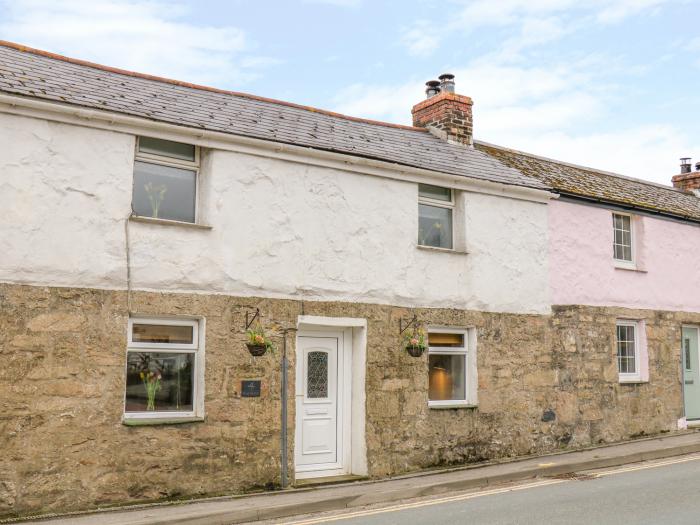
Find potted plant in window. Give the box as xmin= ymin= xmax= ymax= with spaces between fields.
xmin=144 ymin=182 xmax=167 ymax=218
xmin=140 ymin=369 xmax=162 ymax=411
xmin=404 ymin=327 xmax=427 ymax=357
xmin=246 ymin=323 xmax=273 ymax=356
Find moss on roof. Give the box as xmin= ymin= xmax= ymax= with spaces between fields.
xmin=476 ymin=142 xmax=700 ymax=223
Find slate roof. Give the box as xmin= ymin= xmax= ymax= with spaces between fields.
xmin=1 ymin=41 xmax=697 ymax=223
xmin=0 ymin=41 xmax=547 ymax=191
xmin=476 ymin=142 xmax=700 ymax=223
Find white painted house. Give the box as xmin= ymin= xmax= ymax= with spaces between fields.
xmin=1 ymin=41 xmax=699 ymax=519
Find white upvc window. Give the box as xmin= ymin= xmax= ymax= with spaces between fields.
xmin=418 ymin=184 xmax=454 ymax=250
xmin=132 ymin=136 xmax=200 ymax=223
xmin=613 ymin=212 xmax=634 ymax=266
xmin=124 ymin=317 xmax=205 ymax=420
xmin=616 ymin=320 xmax=645 ymax=383
xmin=428 ymin=328 xmax=478 ymax=408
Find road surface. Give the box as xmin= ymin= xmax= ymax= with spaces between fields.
xmin=268 ymin=454 xmax=700 ymax=525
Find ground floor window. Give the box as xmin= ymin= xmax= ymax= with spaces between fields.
xmin=124 ymin=317 xmax=203 ymax=418
xmin=616 ymin=319 xmax=647 ymax=383
xmin=428 ymin=328 xmax=477 ymax=407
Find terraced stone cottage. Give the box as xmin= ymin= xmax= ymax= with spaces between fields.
xmin=1 ymin=40 xmax=699 ymax=518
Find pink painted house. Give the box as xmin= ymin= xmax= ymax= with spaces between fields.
xmin=479 ymin=143 xmax=700 ymax=424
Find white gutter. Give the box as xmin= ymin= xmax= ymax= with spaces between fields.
xmin=0 ymin=93 xmax=554 ymax=204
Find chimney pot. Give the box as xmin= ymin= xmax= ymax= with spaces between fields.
xmin=425 ymin=80 xmax=441 ymax=99
xmin=438 ymin=73 xmax=455 ymax=93
xmin=672 ymin=157 xmax=700 ymax=192
xmin=681 ymin=157 xmax=692 ymax=174
xmin=412 ymin=75 xmax=473 ymax=146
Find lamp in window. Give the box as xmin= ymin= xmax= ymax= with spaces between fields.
xmin=428 ymin=362 xmax=453 ymax=401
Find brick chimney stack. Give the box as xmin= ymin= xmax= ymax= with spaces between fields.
xmin=672 ymin=157 xmax=700 ymax=192
xmin=412 ymin=74 xmax=474 ymax=147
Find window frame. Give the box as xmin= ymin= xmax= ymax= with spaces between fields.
xmin=418 ymin=184 xmax=455 ymax=250
xmin=612 ymin=212 xmax=635 ymax=268
xmin=132 ymin=136 xmax=201 ymax=224
xmin=123 ymin=316 xmax=205 ymax=421
xmin=616 ymin=319 xmax=641 ymax=382
xmin=127 ymin=317 xmax=199 ymax=350
xmin=427 ymin=327 xmax=478 ymax=408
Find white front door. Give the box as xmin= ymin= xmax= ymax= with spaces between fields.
xmin=295 ymin=332 xmax=348 ymax=478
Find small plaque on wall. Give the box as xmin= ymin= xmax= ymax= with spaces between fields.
xmin=241 ymin=380 xmax=261 ymax=397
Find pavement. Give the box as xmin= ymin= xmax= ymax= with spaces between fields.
xmin=14 ymin=430 xmax=700 ymax=525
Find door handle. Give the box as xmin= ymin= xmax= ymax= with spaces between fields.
xmin=686 ymin=380 xmax=694 ymax=385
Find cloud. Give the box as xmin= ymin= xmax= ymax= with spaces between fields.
xmin=331 ymin=58 xmax=696 ymax=184
xmin=379 ymin=0 xmax=692 ymax=183
xmin=302 ymin=0 xmax=362 ymax=6
xmin=399 ymin=0 xmax=676 ymax=60
xmin=595 ymin=0 xmax=671 ymax=23
xmin=332 ymin=61 xmax=601 ymax=127
xmin=0 ymin=0 xmax=278 ymax=87
xmin=400 ymin=20 xmax=441 ymax=57
xmin=490 ymin=16 xmax=573 ymax=62
xmin=332 ymin=80 xmax=426 ymax=124
xmin=451 ymin=0 xmax=676 ymax=29
xmin=501 ymin=125 xmax=697 ymax=186
xmin=449 ymin=0 xmax=578 ymax=30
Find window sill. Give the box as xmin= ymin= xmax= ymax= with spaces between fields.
xmin=122 ymin=416 xmax=204 ymax=426
xmin=417 ymin=245 xmax=468 ymax=255
xmin=613 ymin=261 xmax=646 ymax=273
xmin=129 ymin=215 xmax=212 ymax=230
xmin=428 ymin=401 xmax=478 ymax=409
xmin=618 ymin=377 xmax=647 ymax=385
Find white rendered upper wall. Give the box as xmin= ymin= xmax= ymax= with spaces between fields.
xmin=0 ymin=112 xmax=550 ymax=314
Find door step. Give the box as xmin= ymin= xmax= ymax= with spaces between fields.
xmin=294 ymin=474 xmax=368 ymax=488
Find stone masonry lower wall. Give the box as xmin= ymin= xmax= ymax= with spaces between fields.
xmin=0 ymin=283 xmax=694 ymax=518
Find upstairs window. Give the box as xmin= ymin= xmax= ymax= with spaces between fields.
xmin=613 ymin=212 xmax=633 ymax=263
xmin=132 ymin=137 xmax=199 ymax=223
xmin=418 ymin=184 xmax=454 ymax=249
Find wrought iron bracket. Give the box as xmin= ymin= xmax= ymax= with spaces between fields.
xmin=399 ymin=314 xmax=419 ymax=336
xmin=245 ymin=308 xmax=260 ymax=330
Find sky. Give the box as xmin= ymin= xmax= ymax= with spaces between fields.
xmin=1 ymin=0 xmax=699 ymax=185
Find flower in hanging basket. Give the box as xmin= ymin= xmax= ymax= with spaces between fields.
xmin=404 ymin=327 xmax=427 ymax=357
xmin=246 ymin=323 xmax=273 ymax=356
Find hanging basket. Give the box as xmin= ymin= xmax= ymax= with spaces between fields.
xmin=405 ymin=344 xmax=425 ymax=358
xmin=246 ymin=343 xmax=268 ymax=357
